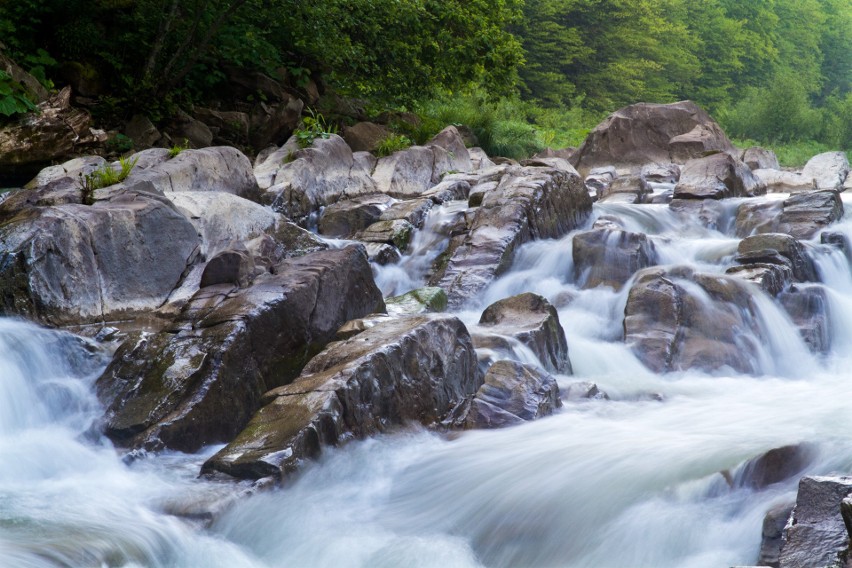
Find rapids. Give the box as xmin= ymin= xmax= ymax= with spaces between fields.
xmin=5 ymin=194 xmax=852 ymax=567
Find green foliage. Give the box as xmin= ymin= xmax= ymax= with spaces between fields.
xmin=375 ymin=134 xmax=412 ymax=157
xmin=0 ymin=71 xmax=38 ymax=118
xmin=105 ymin=133 xmax=134 ymax=154
xmin=732 ymin=138 xmax=844 ymax=168
xmin=293 ymin=110 xmax=338 ymax=149
xmin=78 ymin=156 xmax=140 ymax=204
xmin=167 ymin=139 xmax=190 ymax=159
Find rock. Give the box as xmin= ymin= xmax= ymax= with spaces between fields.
xmin=165 ymin=191 xmax=279 ymax=259
xmin=363 ymin=242 xmax=401 ymax=265
xmin=673 ymin=153 xmax=765 ymax=200
xmin=202 ymin=314 xmax=480 ymax=479
xmin=0 ymin=87 xmax=101 ymax=178
xmin=259 ymin=134 xmax=378 ymax=222
xmin=23 ymin=155 xmax=107 ymax=192
xmin=624 ymin=267 xmax=765 ymax=374
xmin=317 ymin=193 xmax=394 ymax=238
xmin=248 ymin=97 xmax=304 ymax=149
xmin=742 ymin=147 xmax=780 ymax=171
xmin=533 ymin=147 xmax=577 ymax=162
xmin=642 ymin=162 xmax=680 ymax=183
xmin=380 ymin=198 xmax=433 ymax=228
xmin=801 ymin=151 xmax=850 ymax=191
xmin=193 ymin=108 xmax=250 ymax=146
xmin=343 ymin=122 xmax=391 ymax=153
xmin=563 ymin=381 xmax=609 ymax=401
xmin=725 ymin=264 xmax=792 ymax=297
xmin=0 ymin=52 xmax=48 ymax=102
xmin=571 ymin=100 xmax=735 ymax=176
xmin=432 ymin=165 xmax=592 ymax=308
xmin=778 ymin=285 xmax=831 ymax=353
xmin=778 ymin=190 xmax=844 ymax=240
xmin=200 ymin=249 xmax=255 ymax=288
xmin=355 ymin=219 xmax=415 ymax=251
xmin=385 ymin=287 xmax=448 ymax=315
xmin=753 ymin=169 xmax=814 ymax=193
xmin=464 ymin=360 xmax=561 ymax=429
xmin=735 ymin=201 xmax=785 ymax=238
xmin=759 ymin=503 xmax=795 ymax=568
xmin=778 ymin=476 xmax=852 ymax=568
xmin=244 ymin=221 xmax=328 ymax=268
xmin=168 ymin=110 xmax=213 ymax=148
xmin=96 ymin=245 xmax=385 ymax=452
xmin=478 ymin=293 xmax=571 ymax=374
xmin=372 ymin=127 xmax=472 ymax=198
xmin=253 ymin=138 xmax=301 ymax=190
xmin=822 ymin=231 xmax=850 ymax=256
xmin=124 ymin=115 xmax=161 ymax=149
xmin=0 ymin=188 xmax=200 ymax=326
xmin=469 ymin=147 xmax=497 ymax=170
xmin=353 ymin=151 xmax=377 ymax=175
xmin=734 ymin=444 xmax=816 ymax=490
xmin=584 ymin=167 xmax=616 ymax=199
xmin=736 ymin=234 xmax=818 ymax=283
xmin=422 ymin=178 xmax=472 ymax=203
xmin=572 ymin=228 xmax=657 ymax=290
xmin=669 ymin=198 xmax=728 ymax=232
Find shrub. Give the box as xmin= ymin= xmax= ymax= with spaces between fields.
xmin=294 ymin=109 xmax=338 ymax=148
xmin=0 ymin=70 xmax=37 ymax=118
xmin=168 ymin=139 xmax=190 ymax=159
xmin=79 ymin=156 xmax=139 ymax=204
xmin=375 ymin=133 xmax=412 ymax=157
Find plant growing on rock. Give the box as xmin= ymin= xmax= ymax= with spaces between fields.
xmin=167 ymin=139 xmax=190 ymax=158
xmin=375 ymin=133 xmax=412 ymax=157
xmin=293 ymin=109 xmax=337 ymax=148
xmin=78 ymin=156 xmax=139 ymax=204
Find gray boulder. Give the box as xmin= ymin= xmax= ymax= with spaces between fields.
xmin=572 ymin=228 xmax=657 ymax=290
xmin=735 ymin=234 xmax=818 ymax=283
xmin=801 ymin=151 xmax=850 ymax=191
xmin=201 ymin=314 xmax=480 ymax=479
xmin=96 ymin=245 xmax=385 ymax=453
xmin=477 ymin=293 xmax=571 ymax=374
xmin=571 ymin=100 xmax=735 ymax=176
xmin=778 ymin=476 xmax=852 ymax=568
xmin=759 ymin=503 xmax=795 ymax=568
xmin=753 ymin=169 xmax=815 ymax=193
xmin=342 ymin=122 xmax=391 ymax=153
xmin=624 ymin=267 xmax=765 ymax=374
xmin=317 ymin=193 xmax=394 ymax=238
xmin=464 ymin=360 xmax=561 ymax=429
xmin=432 ymin=165 xmax=592 ymax=308
xmin=742 ymin=147 xmax=780 ymax=171
xmin=778 ymin=190 xmax=844 ymax=240
xmin=257 ymin=134 xmax=378 ymax=222
xmin=673 ymin=153 xmax=765 ymax=200
xmin=778 ymin=285 xmax=831 ymax=353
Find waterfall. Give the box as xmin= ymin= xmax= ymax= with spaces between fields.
xmin=5 ymin=191 xmax=852 ymax=567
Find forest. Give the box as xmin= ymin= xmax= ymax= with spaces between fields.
xmin=1 ymin=0 xmax=850 ymax=164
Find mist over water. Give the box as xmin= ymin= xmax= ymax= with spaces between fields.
xmin=5 ymin=195 xmax=852 ymax=567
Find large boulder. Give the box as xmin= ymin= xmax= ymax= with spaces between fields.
xmin=476 ymin=293 xmax=571 ymax=374
xmin=464 ymin=360 xmax=561 ymax=429
xmin=735 ymin=233 xmax=818 ymax=283
xmin=672 ymin=153 xmax=765 ymax=200
xmin=342 ymin=121 xmax=391 ymax=153
xmin=571 ymin=101 xmax=735 ymax=176
xmin=801 ymin=151 xmax=850 ymax=191
xmin=372 ymin=126 xmax=472 ymax=198
xmin=623 ymin=267 xmax=765 ymax=374
xmin=317 ymin=193 xmax=394 ymax=238
xmin=256 ymin=134 xmax=378 ymax=223
xmin=0 ymin=189 xmax=200 ymax=326
xmin=202 ymin=314 xmax=480 ymax=479
xmin=742 ymin=146 xmax=780 ymax=171
xmin=0 ymin=87 xmax=104 ymax=180
xmin=778 ymin=190 xmax=844 ymax=240
xmin=753 ymin=169 xmax=815 ymax=193
xmin=778 ymin=476 xmax=852 ymax=568
xmin=96 ymin=245 xmax=385 ymax=453
xmin=431 ymin=165 xmax=592 ymax=308
xmin=572 ymin=228 xmax=657 ymax=289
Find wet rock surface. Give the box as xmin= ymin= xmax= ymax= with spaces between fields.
xmin=96 ymin=246 xmax=384 ymax=452
xmin=202 ymin=314 xmax=480 ymax=479
xmin=573 ymin=228 xmax=657 ymax=290
xmin=464 ymin=360 xmax=561 ymax=429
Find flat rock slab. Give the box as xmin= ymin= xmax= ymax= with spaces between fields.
xmin=96 ymin=245 xmax=385 ymax=453
xmin=202 ymin=314 xmax=480 ymax=479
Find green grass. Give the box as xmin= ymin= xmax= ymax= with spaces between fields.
xmin=375 ymin=133 xmax=412 ymax=157
xmin=79 ymin=156 xmax=139 ymax=204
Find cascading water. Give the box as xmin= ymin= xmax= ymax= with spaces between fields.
xmin=5 ymin=193 xmax=852 ymax=567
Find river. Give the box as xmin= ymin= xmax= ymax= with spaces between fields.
xmin=3 ymin=193 xmax=852 ymax=567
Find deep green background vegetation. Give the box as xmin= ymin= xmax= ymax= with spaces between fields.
xmin=0 ymin=0 xmax=850 ymax=164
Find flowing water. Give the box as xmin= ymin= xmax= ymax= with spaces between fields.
xmin=5 ymin=195 xmax=852 ymax=567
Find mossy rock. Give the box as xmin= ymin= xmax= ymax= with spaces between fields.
xmin=385 ymin=287 xmax=448 ymax=315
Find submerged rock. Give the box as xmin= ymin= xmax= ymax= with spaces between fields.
xmin=464 ymin=360 xmax=561 ymax=429
xmin=624 ymin=267 xmax=765 ymax=374
xmin=96 ymin=245 xmax=384 ymax=453
xmin=778 ymin=285 xmax=831 ymax=353
xmin=572 ymin=228 xmax=657 ymax=290
xmin=202 ymin=314 xmax=480 ymax=480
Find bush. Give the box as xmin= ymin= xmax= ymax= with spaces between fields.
xmin=375 ymin=133 xmax=411 ymax=157
xmin=0 ymin=70 xmax=38 ymax=118
xmin=79 ymin=156 xmax=139 ymax=204
xmin=293 ymin=109 xmax=338 ymax=148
